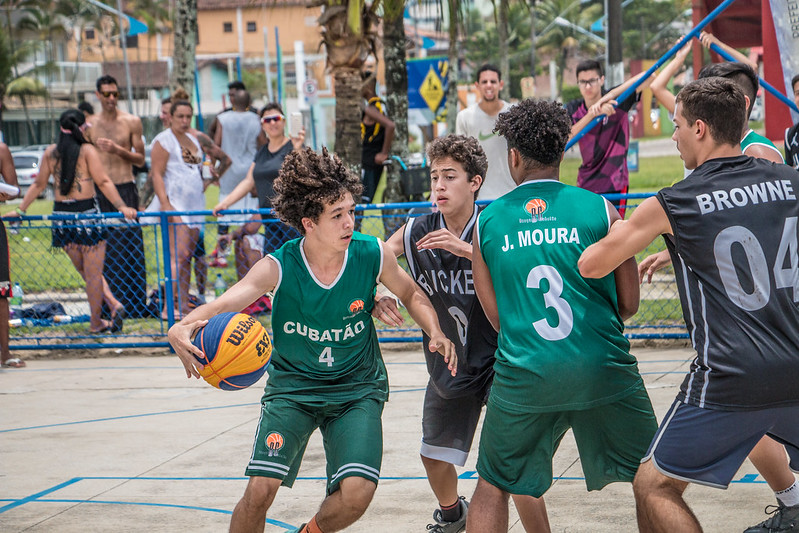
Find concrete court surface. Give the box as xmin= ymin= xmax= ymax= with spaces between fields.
xmin=0 ymin=345 xmax=780 ymax=532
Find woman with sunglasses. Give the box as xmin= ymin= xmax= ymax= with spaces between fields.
xmin=147 ymin=95 xmax=206 ymax=320
xmin=212 ymin=103 xmax=304 ymax=262
xmin=6 ymin=109 xmax=137 ymax=333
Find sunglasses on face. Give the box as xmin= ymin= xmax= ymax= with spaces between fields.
xmin=261 ymin=114 xmax=284 ymax=124
xmin=100 ymin=90 xmax=120 ymax=98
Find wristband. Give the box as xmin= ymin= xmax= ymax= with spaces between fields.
xmin=15 ymin=207 xmax=26 ymax=216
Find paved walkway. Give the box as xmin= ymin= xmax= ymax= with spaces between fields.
xmin=0 ymin=346 xmax=777 ymax=532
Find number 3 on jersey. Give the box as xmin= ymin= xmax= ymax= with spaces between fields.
xmin=318 ymin=346 xmax=335 ymax=367
xmin=527 ymin=265 xmax=574 ymax=341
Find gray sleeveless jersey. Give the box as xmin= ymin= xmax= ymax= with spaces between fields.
xmin=217 ymin=110 xmax=261 ymax=194
xmin=403 ymin=205 xmax=495 ymax=399
xmin=657 ymin=155 xmax=799 ymax=410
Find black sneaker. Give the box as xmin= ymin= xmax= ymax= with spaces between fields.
xmin=744 ymin=501 xmax=799 ymax=532
xmin=426 ymin=496 xmax=468 ymax=533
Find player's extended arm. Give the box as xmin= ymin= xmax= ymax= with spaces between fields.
xmin=650 ymin=40 xmax=691 ymax=114
xmin=85 ymin=145 xmax=137 ymax=220
xmin=378 ymin=243 xmax=457 ymax=375
xmin=605 ymin=201 xmax=640 ymax=320
xmin=168 ymin=255 xmax=279 ymax=378
xmin=699 ymin=31 xmax=757 ymax=70
xmin=579 ymin=196 xmax=672 ymax=279
xmin=471 ymin=230 xmax=499 ymax=332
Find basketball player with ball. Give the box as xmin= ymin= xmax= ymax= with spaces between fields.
xmin=169 ymin=146 xmax=456 ymax=533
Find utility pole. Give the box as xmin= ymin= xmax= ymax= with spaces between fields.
xmin=604 ymin=0 xmax=623 ymax=87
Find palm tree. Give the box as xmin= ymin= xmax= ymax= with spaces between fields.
xmin=311 ymin=0 xmax=380 ymax=170
xmin=55 ymin=0 xmax=101 ymax=104
xmin=171 ymin=0 xmax=197 ymax=97
xmin=381 ymin=0 xmax=408 ymax=204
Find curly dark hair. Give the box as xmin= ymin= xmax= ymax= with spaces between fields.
xmin=426 ymin=135 xmax=487 ymax=198
xmin=493 ymin=99 xmax=571 ymax=168
xmin=272 ymin=146 xmax=363 ymax=234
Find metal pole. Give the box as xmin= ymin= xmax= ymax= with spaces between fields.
xmin=566 ymin=0 xmax=740 ymax=151
xmin=263 ymin=28 xmax=274 ymax=102
xmin=115 ymin=0 xmax=135 ymax=113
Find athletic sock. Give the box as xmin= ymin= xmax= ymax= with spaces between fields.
xmin=439 ymin=498 xmax=462 ymax=522
xmin=302 ymin=515 xmax=324 ymax=533
xmin=776 ymin=481 xmax=799 ymax=507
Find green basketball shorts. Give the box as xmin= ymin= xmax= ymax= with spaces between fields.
xmin=476 ymin=383 xmax=657 ymax=497
xmin=245 ymin=396 xmax=385 ymax=494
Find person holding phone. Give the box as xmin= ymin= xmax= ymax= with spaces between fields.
xmin=213 ymin=103 xmax=305 ymax=261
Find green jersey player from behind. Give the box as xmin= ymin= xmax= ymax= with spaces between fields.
xmin=169 ymin=146 xmax=456 ymax=533
xmin=467 ymin=98 xmax=657 ymax=532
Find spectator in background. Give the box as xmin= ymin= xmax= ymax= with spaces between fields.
xmin=211 ymin=89 xmax=264 ymax=268
xmin=78 ymin=101 xmax=94 ymax=119
xmin=566 ymin=59 xmax=651 ymax=217
xmin=0 ymin=141 xmax=23 ymax=368
xmin=84 ymin=74 xmax=149 ymax=318
xmin=147 ymin=96 xmax=207 ymax=320
xmin=8 ymin=109 xmax=136 ymax=334
xmin=456 ymin=64 xmax=514 ymax=200
xmin=784 ymin=73 xmax=799 ymax=169
xmin=207 ymin=80 xmax=259 ymax=142
xmin=360 ymin=71 xmax=395 ymax=203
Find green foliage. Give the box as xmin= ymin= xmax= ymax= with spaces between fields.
xmin=621 ymin=0 xmax=690 ymax=59
xmin=560 ymin=84 xmax=581 ymax=103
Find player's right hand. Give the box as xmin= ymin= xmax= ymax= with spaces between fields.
xmin=638 ymin=250 xmax=672 ymax=284
xmin=211 ymin=202 xmax=227 ymax=217
xmin=429 ymin=334 xmax=457 ymax=377
xmin=372 ymin=296 xmax=404 ymax=326
xmin=168 ymin=319 xmax=209 ymax=379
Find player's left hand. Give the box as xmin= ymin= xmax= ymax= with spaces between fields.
xmin=372 ymin=296 xmax=404 ymax=326
xmin=638 ymin=250 xmax=672 ymax=284
xmin=168 ymin=319 xmax=208 ymax=379
xmin=591 ymin=100 xmax=617 ymax=118
xmin=429 ymin=334 xmax=457 ymax=376
xmin=416 ymin=229 xmax=471 ymax=258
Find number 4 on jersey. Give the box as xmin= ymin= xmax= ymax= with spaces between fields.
xmin=319 ymin=346 xmax=335 ymax=367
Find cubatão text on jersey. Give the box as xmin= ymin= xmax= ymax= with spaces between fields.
xmin=283 ymin=320 xmax=365 ymax=342
xmin=696 ymin=179 xmax=795 ymax=215
xmin=501 ymin=228 xmax=581 ymax=252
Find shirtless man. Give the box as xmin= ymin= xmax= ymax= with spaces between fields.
xmin=84 ymin=74 xmax=148 ymax=318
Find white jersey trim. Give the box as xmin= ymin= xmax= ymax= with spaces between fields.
xmin=266 ymin=255 xmax=283 ymax=295
xmin=376 ymin=238 xmax=385 ymax=284
xmin=299 ymin=237 xmax=348 ymax=290
xmin=404 ymin=217 xmax=418 ymax=279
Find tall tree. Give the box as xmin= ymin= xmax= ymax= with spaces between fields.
xmin=312 ymin=0 xmax=380 ymax=170
xmin=381 ymin=0 xmax=408 ymax=204
xmin=55 ymin=0 xmax=101 ymax=104
xmin=171 ymin=0 xmax=197 ymax=97
xmin=497 ymin=0 xmax=510 ymax=101
xmin=1 ymin=0 xmax=39 ymax=142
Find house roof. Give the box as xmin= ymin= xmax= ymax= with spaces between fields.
xmin=103 ymin=61 xmax=170 ymax=89
xmin=198 ymin=0 xmax=307 ymax=9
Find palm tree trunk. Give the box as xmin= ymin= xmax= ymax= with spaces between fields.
xmin=171 ymin=0 xmax=197 ymax=97
xmin=445 ymin=0 xmax=459 ymax=135
xmin=333 ymin=67 xmax=362 ymax=172
xmin=382 ymin=0 xmax=408 ymax=204
xmin=498 ymin=0 xmax=510 ymax=101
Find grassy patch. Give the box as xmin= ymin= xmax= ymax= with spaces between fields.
xmin=560 ymin=155 xmax=685 ymax=192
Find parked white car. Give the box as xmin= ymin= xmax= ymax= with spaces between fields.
xmin=10 ymin=150 xmax=48 ymax=198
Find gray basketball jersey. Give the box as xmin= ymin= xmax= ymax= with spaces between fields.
xmin=657 ymin=155 xmax=799 ymax=410
xmin=404 ymin=205 xmax=495 ymax=399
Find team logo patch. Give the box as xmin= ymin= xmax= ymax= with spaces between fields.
xmin=347 ymin=298 xmax=365 ymax=318
xmin=524 ymin=198 xmax=548 ymax=218
xmin=265 ymin=432 xmax=285 ymax=457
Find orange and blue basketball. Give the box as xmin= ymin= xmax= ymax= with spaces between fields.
xmin=191 ymin=312 xmax=272 ymax=390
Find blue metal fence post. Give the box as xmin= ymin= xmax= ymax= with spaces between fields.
xmin=159 ymin=213 xmax=176 ymax=327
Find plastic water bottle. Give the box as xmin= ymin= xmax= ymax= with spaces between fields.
xmin=214 ymin=274 xmax=226 ymax=298
xmin=9 ymin=282 xmax=23 ymax=307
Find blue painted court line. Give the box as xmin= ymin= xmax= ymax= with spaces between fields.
xmin=0 ymin=477 xmax=81 ymax=513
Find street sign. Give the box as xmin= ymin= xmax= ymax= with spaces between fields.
xmin=419 ymin=66 xmax=444 ymax=113
xmin=303 ymin=79 xmax=318 ymax=104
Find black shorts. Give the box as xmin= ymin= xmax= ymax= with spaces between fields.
xmin=0 ymin=219 xmax=9 ymax=298
xmin=643 ymin=400 xmax=799 ymax=488
xmin=51 ymin=198 xmax=107 ymax=248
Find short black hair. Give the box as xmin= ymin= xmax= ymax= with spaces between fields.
xmin=476 ymin=64 xmax=502 ymax=82
xmin=494 ymin=99 xmax=571 ymax=169
xmin=96 ymin=74 xmax=118 ymax=91
xmin=697 ymin=61 xmax=758 ymax=118
xmin=792 ymin=73 xmax=799 ymax=91
xmin=228 ymin=80 xmax=246 ymax=91
xmin=676 ymin=77 xmax=746 ymax=147
xmin=576 ymin=59 xmax=603 ymax=78
xmin=77 ymin=101 xmax=94 ymax=115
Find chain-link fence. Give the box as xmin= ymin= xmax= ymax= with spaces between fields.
xmin=6 ymin=195 xmax=686 ymax=350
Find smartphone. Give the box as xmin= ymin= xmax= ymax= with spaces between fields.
xmin=289 ymin=112 xmax=303 ymax=137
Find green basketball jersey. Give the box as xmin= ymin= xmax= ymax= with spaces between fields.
xmin=263 ymin=233 xmax=387 ymax=405
xmin=477 ymin=180 xmax=642 ymax=412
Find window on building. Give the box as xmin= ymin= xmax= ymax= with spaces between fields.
xmin=247 ymin=21 xmax=256 ymax=32
xmin=125 ymin=35 xmax=138 ymax=48
xmin=223 ymin=22 xmax=233 ymax=32
xmin=85 ymin=28 xmax=95 ymax=39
